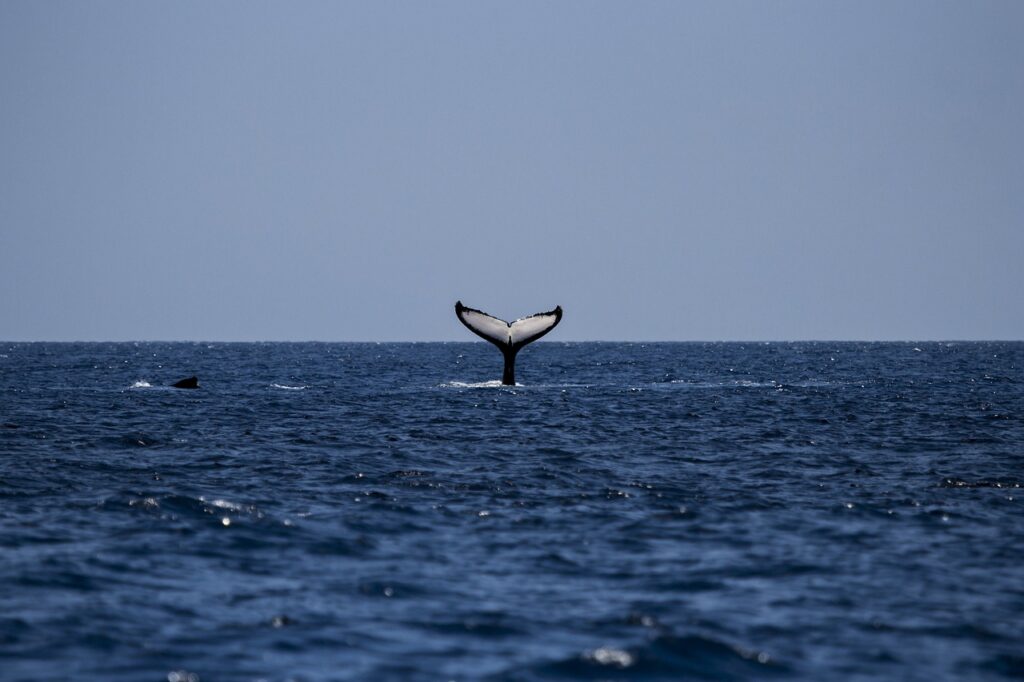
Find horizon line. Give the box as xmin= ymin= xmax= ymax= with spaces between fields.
xmin=2 ymin=339 xmax=1022 ymax=344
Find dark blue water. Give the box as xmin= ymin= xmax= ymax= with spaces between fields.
xmin=1 ymin=342 xmax=1023 ymax=681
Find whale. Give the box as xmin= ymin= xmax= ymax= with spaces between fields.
xmin=171 ymin=376 xmax=199 ymax=389
xmin=454 ymin=301 xmax=562 ymax=385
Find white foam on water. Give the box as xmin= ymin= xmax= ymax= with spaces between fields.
xmin=441 ymin=380 xmax=510 ymax=388
xmin=128 ymin=380 xmax=152 ymax=389
xmin=271 ymin=383 xmax=307 ymax=390
xmin=202 ymin=497 xmax=245 ymax=511
xmin=666 ymin=378 xmax=848 ymax=390
xmin=666 ymin=379 xmax=778 ymax=388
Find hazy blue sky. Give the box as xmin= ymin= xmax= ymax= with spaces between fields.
xmin=2 ymin=1 xmax=1021 ymax=341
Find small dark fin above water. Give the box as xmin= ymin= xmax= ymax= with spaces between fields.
xmin=171 ymin=376 xmax=199 ymax=389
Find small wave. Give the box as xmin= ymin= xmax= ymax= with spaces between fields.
xmin=117 ymin=433 xmax=159 ymax=448
xmin=200 ymin=496 xmax=247 ymax=512
xmin=526 ymin=633 xmax=785 ymax=679
xmin=940 ymin=478 xmax=1021 ymax=489
xmin=271 ymin=383 xmax=307 ymax=390
xmin=119 ymin=494 xmax=270 ymax=525
xmin=667 ymin=379 xmax=777 ymax=388
xmin=128 ymin=380 xmax=152 ymax=389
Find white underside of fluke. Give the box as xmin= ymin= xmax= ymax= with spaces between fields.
xmin=455 ymin=304 xmax=562 ymax=348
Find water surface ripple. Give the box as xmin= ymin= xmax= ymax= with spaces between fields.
xmin=1 ymin=342 xmax=1022 ymax=681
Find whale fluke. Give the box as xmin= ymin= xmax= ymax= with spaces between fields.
xmin=171 ymin=376 xmax=199 ymax=389
xmin=455 ymin=301 xmax=562 ymax=385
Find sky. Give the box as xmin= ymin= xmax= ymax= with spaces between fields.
xmin=1 ymin=1 xmax=1021 ymax=341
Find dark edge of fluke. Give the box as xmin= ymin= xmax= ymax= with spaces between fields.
xmin=454 ymin=301 xmax=563 ymax=386
xmin=171 ymin=376 xmax=199 ymax=389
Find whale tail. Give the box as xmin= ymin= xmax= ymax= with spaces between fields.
xmin=455 ymin=301 xmax=562 ymax=385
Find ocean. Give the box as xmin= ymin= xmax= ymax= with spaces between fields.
xmin=1 ymin=341 xmax=1022 ymax=681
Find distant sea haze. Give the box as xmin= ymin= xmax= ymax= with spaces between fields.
xmin=1 ymin=341 xmax=1022 ymax=681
